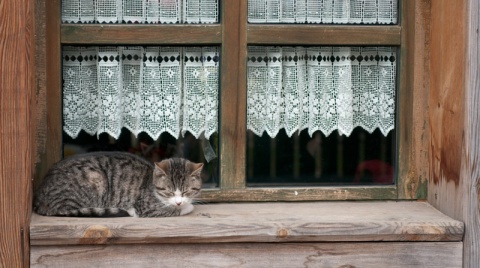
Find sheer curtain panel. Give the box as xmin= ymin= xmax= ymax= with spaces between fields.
xmin=247 ymin=46 xmax=396 ymax=138
xmin=247 ymin=0 xmax=398 ymax=24
xmin=62 ymin=46 xmax=220 ymax=140
xmin=61 ymin=0 xmax=218 ymax=23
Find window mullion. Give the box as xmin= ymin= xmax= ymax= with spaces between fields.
xmin=247 ymin=25 xmax=401 ymax=45
xmin=397 ymin=0 xmax=415 ymax=199
xmin=46 ymin=0 xmax=63 ymax=178
xmin=60 ymin=25 xmax=222 ymax=45
xmin=219 ymin=0 xmax=248 ymax=190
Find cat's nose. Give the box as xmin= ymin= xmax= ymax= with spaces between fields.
xmin=174 ymin=194 xmax=183 ymax=206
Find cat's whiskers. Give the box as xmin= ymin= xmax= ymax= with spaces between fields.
xmin=192 ymin=199 xmax=209 ymax=205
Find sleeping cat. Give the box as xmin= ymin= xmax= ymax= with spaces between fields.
xmin=33 ymin=152 xmax=203 ymax=217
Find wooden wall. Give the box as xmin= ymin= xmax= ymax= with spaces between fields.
xmin=428 ymin=0 xmax=480 ymax=267
xmin=0 ymin=0 xmax=35 ymax=267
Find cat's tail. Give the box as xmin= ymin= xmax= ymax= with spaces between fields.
xmin=69 ymin=208 xmax=132 ymax=217
xmin=35 ymin=207 xmax=131 ymax=217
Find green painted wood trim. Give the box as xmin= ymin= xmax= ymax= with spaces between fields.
xmin=198 ymin=186 xmax=397 ymax=202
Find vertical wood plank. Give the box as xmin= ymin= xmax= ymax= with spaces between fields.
xmin=34 ymin=0 xmax=47 ymax=191
xmin=396 ymin=0 xmax=413 ymax=198
xmin=397 ymin=0 xmax=430 ymax=199
xmin=462 ymin=1 xmax=480 ymax=266
xmin=426 ymin=0 xmax=480 ymax=266
xmin=219 ymin=0 xmax=247 ymax=189
xmin=412 ymin=1 xmax=432 ymax=197
xmin=44 ymin=0 xmax=62 ymax=181
xmin=0 ymin=0 xmax=35 ymax=266
xmin=428 ymin=0 xmax=466 ymax=218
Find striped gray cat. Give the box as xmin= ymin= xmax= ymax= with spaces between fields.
xmin=33 ymin=152 xmax=203 ymax=217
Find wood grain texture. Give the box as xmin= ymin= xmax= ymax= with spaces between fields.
xmin=427 ymin=0 xmax=480 ymax=266
xmin=0 ymin=0 xmax=35 ymax=266
xmin=393 ymin=0 xmax=413 ymax=200
xmin=219 ymin=0 xmax=247 ymax=189
xmin=397 ymin=0 xmax=430 ymax=200
xmin=30 ymin=202 xmax=463 ymax=246
xmin=198 ymin=186 xmax=397 ymax=201
xmin=247 ymin=25 xmax=401 ymax=45
xmin=44 ymin=0 xmax=63 ymax=185
xmin=61 ymin=24 xmax=222 ymax=45
xmin=409 ymin=0 xmax=431 ymax=199
xmin=428 ymin=0 xmax=465 ymax=189
xmin=34 ymin=0 xmax=47 ymax=182
xmin=461 ymin=0 xmax=480 ymax=266
xmin=427 ymin=0 xmax=466 ymax=227
xmin=30 ymin=242 xmax=463 ymax=268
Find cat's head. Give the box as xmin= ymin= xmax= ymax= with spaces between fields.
xmin=152 ymin=158 xmax=203 ymax=207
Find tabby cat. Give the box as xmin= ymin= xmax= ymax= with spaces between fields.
xmin=33 ymin=152 xmax=203 ymax=217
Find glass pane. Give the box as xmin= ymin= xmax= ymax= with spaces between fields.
xmin=63 ymin=130 xmax=219 ymax=187
xmin=61 ymin=45 xmax=220 ymax=188
xmin=247 ymin=129 xmax=395 ymax=186
xmin=246 ymin=45 xmax=397 ymax=186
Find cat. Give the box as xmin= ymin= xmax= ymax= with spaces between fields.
xmin=33 ymin=152 xmax=203 ymax=217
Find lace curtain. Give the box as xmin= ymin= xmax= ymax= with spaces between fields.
xmin=248 ymin=0 xmax=398 ymax=24
xmin=247 ymin=46 xmax=396 ymax=137
xmin=63 ymin=46 xmax=219 ymax=140
xmin=62 ymin=0 xmax=218 ymax=23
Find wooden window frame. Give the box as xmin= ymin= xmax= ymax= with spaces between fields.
xmin=43 ymin=0 xmax=420 ymax=202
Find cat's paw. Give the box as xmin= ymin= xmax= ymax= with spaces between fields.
xmin=127 ymin=208 xmax=138 ymax=218
xmin=180 ymin=204 xmax=194 ymax=216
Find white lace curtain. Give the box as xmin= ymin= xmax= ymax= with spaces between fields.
xmin=62 ymin=0 xmax=218 ymax=23
xmin=248 ymin=0 xmax=398 ymax=24
xmin=63 ymin=46 xmax=219 ymax=140
xmin=247 ymin=46 xmax=396 ymax=137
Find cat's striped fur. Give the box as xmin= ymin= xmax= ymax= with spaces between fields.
xmin=33 ymin=152 xmax=203 ymax=217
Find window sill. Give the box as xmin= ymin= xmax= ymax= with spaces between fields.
xmin=30 ymin=201 xmax=463 ymax=246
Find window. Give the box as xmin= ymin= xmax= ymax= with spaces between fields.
xmin=44 ymin=0 xmax=414 ymax=201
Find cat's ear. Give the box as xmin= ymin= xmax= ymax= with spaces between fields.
xmin=154 ymin=160 xmax=169 ymax=177
xmin=189 ymin=162 xmax=204 ymax=178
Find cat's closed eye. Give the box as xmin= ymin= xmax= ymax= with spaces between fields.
xmin=183 ymin=188 xmax=198 ymax=193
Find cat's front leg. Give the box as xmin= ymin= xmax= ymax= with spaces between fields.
xmin=180 ymin=203 xmax=194 ymax=215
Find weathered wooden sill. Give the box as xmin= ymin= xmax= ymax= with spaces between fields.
xmin=30 ymin=201 xmax=463 ymax=245
xmin=30 ymin=201 xmax=464 ymax=267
